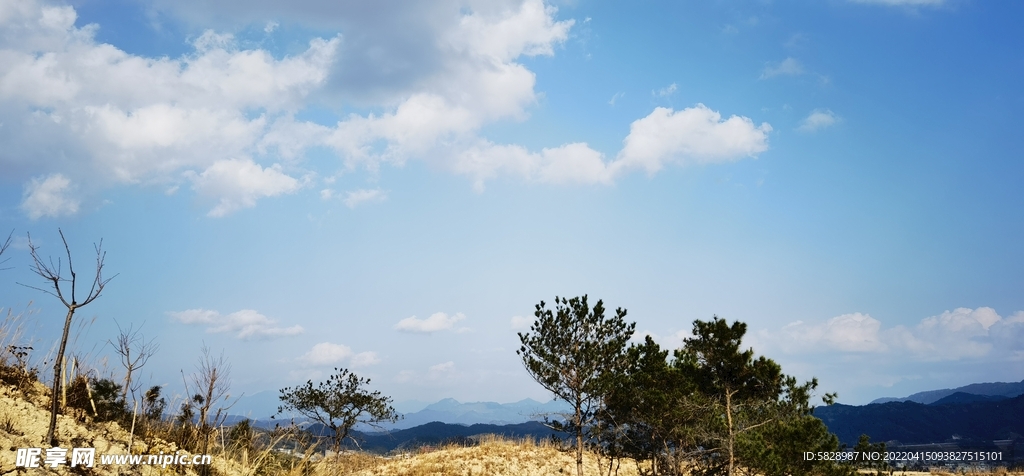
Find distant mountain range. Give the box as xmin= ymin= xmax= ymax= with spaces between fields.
xmin=816 ymin=392 xmax=1024 ymax=446
xmin=869 ymin=379 xmax=1024 ymax=404
xmin=230 ymin=380 xmax=1024 ymax=453
xmin=229 ymin=392 xmax=570 ymax=430
xmin=387 ymin=397 xmax=570 ymax=429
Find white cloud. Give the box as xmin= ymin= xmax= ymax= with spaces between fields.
xmin=0 ymin=0 xmax=336 ymax=217
xmin=774 ymin=313 xmax=886 ymax=353
xmin=298 ymin=342 xmax=352 ymax=365
xmin=343 ymin=189 xmax=388 ymax=208
xmin=510 ymin=315 xmax=531 ymax=330
xmin=453 ymin=141 xmax=614 ymax=191
xmin=350 ymin=351 xmax=381 ymax=367
xmin=798 ymin=109 xmax=839 ymax=132
xmin=653 ymin=83 xmax=677 ymax=97
xmin=296 ymin=343 xmax=380 ymax=367
xmin=2 ymin=0 xmax=772 ymax=214
xmin=760 ymin=57 xmax=804 ymax=79
xmin=21 ymin=174 xmax=80 ymax=219
xmin=614 ymin=105 xmax=772 ymax=175
xmin=168 ymin=308 xmax=304 ymax=339
xmin=394 ymin=312 xmax=467 ymax=333
xmin=187 ymin=158 xmax=303 ymax=217
xmin=428 ymin=361 xmax=456 ymax=379
xmin=453 ymin=104 xmax=771 ymax=190
xmin=758 ymin=307 xmax=1024 ymax=362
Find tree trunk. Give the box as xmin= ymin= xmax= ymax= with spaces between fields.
xmin=576 ymin=399 xmax=584 ymax=476
xmin=726 ymin=389 xmax=735 ymax=476
xmin=47 ymin=306 xmax=76 ymax=446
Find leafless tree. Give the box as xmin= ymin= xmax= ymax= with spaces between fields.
xmin=109 ymin=320 xmax=159 ymax=405
xmin=189 ymin=345 xmax=233 ymax=473
xmin=20 ymin=229 xmax=115 ymax=446
xmin=0 ymin=230 xmax=12 ymax=269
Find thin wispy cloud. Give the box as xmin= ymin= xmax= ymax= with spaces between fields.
xmin=296 ymin=342 xmax=381 ymax=367
xmin=343 ymin=189 xmax=388 ymax=209
xmin=394 ymin=312 xmax=467 ymax=333
xmin=510 ymin=315 xmax=531 ymax=330
xmin=798 ymin=109 xmax=840 ymax=132
xmin=653 ymin=83 xmax=677 ymax=97
xmin=760 ymin=57 xmax=804 ymax=79
xmin=169 ymin=309 xmax=304 ymax=339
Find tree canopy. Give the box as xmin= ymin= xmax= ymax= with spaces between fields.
xmin=517 ymin=295 xmax=635 ymax=476
xmin=278 ymin=367 xmax=399 ymax=453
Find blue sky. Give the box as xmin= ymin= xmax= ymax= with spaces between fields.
xmin=1 ymin=0 xmax=1023 ymax=409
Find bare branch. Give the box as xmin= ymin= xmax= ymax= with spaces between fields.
xmin=21 ymin=232 xmax=70 ymax=307
xmin=19 ymin=229 xmax=116 ymax=446
xmin=109 ymin=320 xmax=160 ymax=404
xmin=0 ymin=230 xmax=12 ymax=270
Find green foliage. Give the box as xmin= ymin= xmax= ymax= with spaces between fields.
xmin=589 ymin=316 xmax=850 ymax=476
xmin=142 ymin=385 xmax=166 ymax=422
xmin=675 ymin=317 xmax=784 ymax=404
xmin=229 ymin=418 xmax=255 ymax=450
xmin=673 ymin=317 xmax=787 ymax=476
xmin=517 ymin=295 xmax=635 ymax=476
xmin=853 ymin=434 xmax=888 ymax=471
xmin=738 ymin=415 xmax=854 ymax=476
xmin=90 ymin=378 xmax=129 ymax=422
xmin=65 ymin=376 xmax=129 ymax=423
xmin=278 ymin=367 xmax=399 ymax=453
xmin=599 ymin=336 xmax=707 ymax=475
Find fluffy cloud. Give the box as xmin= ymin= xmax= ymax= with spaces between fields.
xmin=350 ymin=351 xmax=382 ymax=367
xmin=187 ymin=158 xmax=303 ymax=217
xmin=758 ymin=307 xmax=1024 ymax=361
xmin=614 ymin=105 xmax=772 ymax=174
xmin=296 ymin=342 xmax=380 ymax=367
xmin=453 ymin=104 xmax=771 ymax=189
xmin=298 ymin=342 xmax=352 ymax=365
xmin=0 ymin=0 xmax=333 ymax=216
xmin=394 ymin=312 xmax=467 ymax=333
xmin=21 ymin=174 xmax=80 ymax=219
xmin=760 ymin=57 xmax=804 ymax=79
xmin=798 ymin=109 xmax=839 ymax=132
xmin=453 ymin=141 xmax=614 ymax=191
xmin=168 ymin=308 xmax=304 ymax=339
xmin=3 ymin=0 xmax=772 ymax=216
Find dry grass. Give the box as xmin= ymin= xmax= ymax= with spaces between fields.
xmin=326 ymin=435 xmax=644 ymax=476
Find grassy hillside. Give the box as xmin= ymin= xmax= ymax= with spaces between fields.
xmin=0 ymin=374 xmax=644 ymax=476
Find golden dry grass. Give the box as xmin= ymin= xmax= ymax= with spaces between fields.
xmin=331 ymin=435 xmax=646 ymax=476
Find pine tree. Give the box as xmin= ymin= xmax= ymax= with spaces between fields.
xmin=517 ymin=295 xmax=635 ymax=476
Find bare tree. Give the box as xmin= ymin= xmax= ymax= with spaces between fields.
xmin=20 ymin=229 xmax=115 ymax=446
xmin=190 ymin=345 xmax=233 ymax=470
xmin=0 ymin=230 xmax=12 ymax=269
xmin=109 ymin=320 xmax=159 ymax=404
